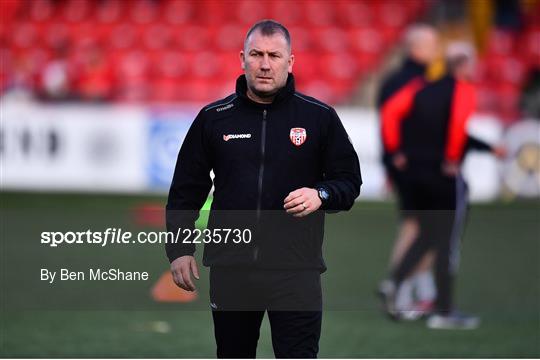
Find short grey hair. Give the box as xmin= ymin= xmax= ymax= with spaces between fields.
xmin=446 ymin=41 xmax=476 ymax=71
xmin=404 ymin=23 xmax=437 ymax=50
xmin=244 ymin=19 xmax=291 ymax=52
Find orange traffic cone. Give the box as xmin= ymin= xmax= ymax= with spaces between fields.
xmin=151 ymin=271 xmax=198 ymax=303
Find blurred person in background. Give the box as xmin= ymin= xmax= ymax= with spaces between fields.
xmin=376 ymin=24 xmax=440 ymax=317
xmin=2 ymin=55 xmax=36 ymax=102
xmin=37 ymin=43 xmax=74 ymax=101
xmin=166 ymin=20 xmax=361 ymax=358
xmin=380 ymin=40 xmax=507 ymax=330
xmin=386 ymin=41 xmax=508 ymax=322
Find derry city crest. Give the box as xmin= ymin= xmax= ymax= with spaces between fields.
xmin=289 ymin=127 xmax=307 ymax=146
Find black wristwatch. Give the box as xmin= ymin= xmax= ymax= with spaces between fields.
xmin=317 ymin=187 xmax=330 ymax=206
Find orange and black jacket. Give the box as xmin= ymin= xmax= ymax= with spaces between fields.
xmin=380 ymin=72 xmax=477 ymax=173
xmin=377 ymin=58 xmax=426 ymax=169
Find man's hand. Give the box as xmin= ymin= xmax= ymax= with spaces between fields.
xmin=492 ymin=145 xmax=508 ymax=159
xmin=170 ymin=255 xmax=199 ymax=291
xmin=284 ymin=187 xmax=322 ymax=217
xmin=442 ymin=161 xmax=460 ymax=177
xmin=392 ymin=152 xmax=407 ymax=171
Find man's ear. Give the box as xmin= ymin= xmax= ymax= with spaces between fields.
xmin=240 ymin=50 xmax=245 ymax=70
xmin=288 ymin=54 xmax=295 ymax=73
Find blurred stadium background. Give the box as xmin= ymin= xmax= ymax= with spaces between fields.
xmin=1 ymin=0 xmax=539 ymax=357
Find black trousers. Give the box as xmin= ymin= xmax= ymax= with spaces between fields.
xmin=391 ymin=172 xmax=466 ymax=314
xmin=210 ymin=267 xmax=322 ymax=358
xmin=212 ymin=310 xmax=322 ymax=358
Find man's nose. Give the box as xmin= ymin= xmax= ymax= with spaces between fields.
xmin=260 ymin=54 xmax=270 ymax=70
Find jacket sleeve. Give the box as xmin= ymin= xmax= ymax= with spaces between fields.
xmin=465 ymin=134 xmax=493 ymax=153
xmin=445 ymin=81 xmax=476 ymax=162
xmin=380 ymin=78 xmax=423 ymax=154
xmin=165 ymin=110 xmax=213 ymax=263
xmin=315 ymin=108 xmax=362 ymax=211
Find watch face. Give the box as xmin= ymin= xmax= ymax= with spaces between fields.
xmin=319 ymin=188 xmax=329 ymax=201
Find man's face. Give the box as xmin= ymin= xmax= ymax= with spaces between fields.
xmin=422 ymin=32 xmax=439 ymax=64
xmin=410 ymin=30 xmax=439 ymax=65
xmin=240 ymin=31 xmax=294 ymax=99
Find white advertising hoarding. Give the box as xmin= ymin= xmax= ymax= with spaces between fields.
xmin=1 ymin=103 xmax=147 ymax=192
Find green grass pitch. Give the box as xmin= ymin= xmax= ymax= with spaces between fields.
xmin=1 ymin=192 xmax=538 ymax=357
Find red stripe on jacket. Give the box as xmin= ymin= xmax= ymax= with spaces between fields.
xmin=445 ymin=80 xmax=476 ymax=162
xmin=380 ymin=78 xmax=424 ymax=153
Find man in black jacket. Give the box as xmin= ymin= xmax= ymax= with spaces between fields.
xmin=166 ymin=19 xmax=361 ymax=358
xmin=376 ymin=24 xmax=439 ymax=313
xmin=380 ymin=41 xmax=497 ymax=329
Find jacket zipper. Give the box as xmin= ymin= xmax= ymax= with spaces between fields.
xmin=256 ymin=109 xmax=267 ymax=215
xmin=254 ymin=109 xmax=267 ymax=261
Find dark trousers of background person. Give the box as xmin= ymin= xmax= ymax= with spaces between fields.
xmin=391 ymin=170 xmax=466 ymax=314
xmin=210 ymin=267 xmax=322 ymax=358
xmin=384 ymin=160 xmax=407 ymax=212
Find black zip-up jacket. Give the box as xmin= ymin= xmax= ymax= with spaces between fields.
xmin=377 ymin=58 xmax=426 ymax=171
xmin=379 ymin=66 xmax=483 ymax=178
xmin=377 ymin=57 xmax=426 ymax=109
xmin=166 ymin=74 xmax=362 ymax=272
xmin=398 ymin=74 xmax=476 ymax=175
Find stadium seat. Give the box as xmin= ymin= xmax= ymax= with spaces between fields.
xmin=496 ymin=84 xmax=521 ymax=121
xmin=269 ymin=0 xmax=304 ymax=26
xmin=11 ymin=22 xmax=39 ymax=50
xmin=288 ymin=26 xmax=314 ymax=52
xmin=142 ymin=24 xmax=174 ymax=50
xmin=195 ymin=0 xmax=228 ymax=26
xmin=235 ymin=0 xmax=270 ymax=25
xmin=108 ymin=24 xmax=139 ymax=50
xmin=476 ymin=86 xmax=498 ymax=114
xmin=500 ymin=56 xmax=527 ymax=86
xmin=163 ymin=0 xmax=194 ymax=25
xmin=320 ymin=53 xmax=360 ymax=81
xmin=486 ymin=29 xmax=516 ymax=57
xmin=337 ymin=1 xmax=374 ymax=28
xmin=152 ymin=77 xmax=180 ymax=102
xmin=129 ymin=0 xmax=160 ymax=24
xmin=292 ymin=52 xmax=319 ymax=85
xmin=175 ymin=25 xmax=212 ymax=52
xmin=215 ymin=24 xmax=246 ymax=51
xmin=305 ymin=0 xmax=336 ymax=27
xmin=28 ymin=0 xmax=55 ymax=23
xmin=95 ymin=0 xmax=125 ymax=24
xmin=219 ymin=51 xmax=242 ymax=80
xmin=523 ymin=28 xmax=540 ymax=66
xmin=114 ymin=50 xmax=150 ymax=84
xmin=377 ymin=1 xmax=408 ymax=29
xmin=177 ymin=79 xmax=220 ymax=103
xmin=348 ymin=27 xmax=384 ymax=55
xmin=315 ymin=27 xmax=350 ymax=53
xmin=42 ymin=23 xmax=73 ymax=49
xmin=152 ymin=50 xmax=191 ymax=80
xmin=191 ymin=51 xmax=221 ymax=79
xmin=61 ymin=0 xmax=92 ymax=23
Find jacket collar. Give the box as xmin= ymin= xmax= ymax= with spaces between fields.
xmin=402 ymin=57 xmax=427 ymax=75
xmin=235 ymin=73 xmax=296 ymax=108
